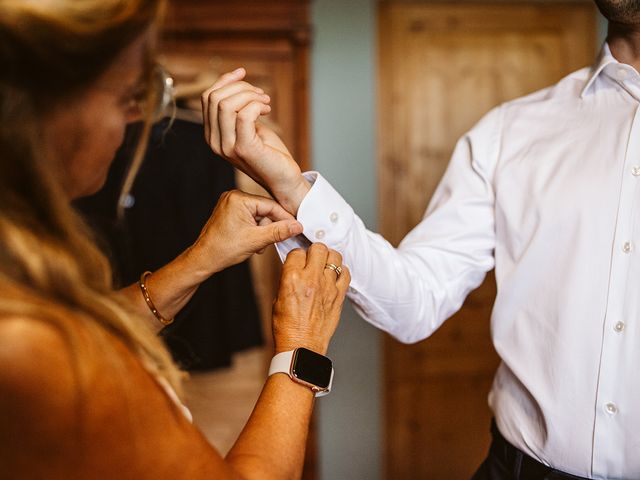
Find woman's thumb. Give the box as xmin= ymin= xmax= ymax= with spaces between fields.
xmin=258 ymin=219 xmax=303 ymax=246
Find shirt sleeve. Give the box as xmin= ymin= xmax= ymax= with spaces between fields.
xmin=276 ymin=106 xmax=503 ymax=343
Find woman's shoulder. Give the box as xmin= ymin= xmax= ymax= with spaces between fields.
xmin=0 ymin=310 xmax=145 ymax=427
xmin=0 ymin=312 xmax=220 ymax=478
xmin=0 ymin=306 xmax=103 ymax=396
xmin=0 ymin=315 xmax=78 ymax=407
xmin=0 ymin=315 xmax=81 ymax=475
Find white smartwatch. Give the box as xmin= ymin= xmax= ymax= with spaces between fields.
xmin=268 ymin=347 xmax=334 ymax=397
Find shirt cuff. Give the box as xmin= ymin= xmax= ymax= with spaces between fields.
xmin=297 ymin=171 xmax=355 ymax=245
xmin=275 ymin=171 xmax=355 ymax=262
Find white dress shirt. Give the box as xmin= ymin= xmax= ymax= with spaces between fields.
xmin=277 ymin=45 xmax=640 ymax=479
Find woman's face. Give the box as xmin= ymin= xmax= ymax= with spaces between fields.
xmin=44 ymin=36 xmax=149 ymax=199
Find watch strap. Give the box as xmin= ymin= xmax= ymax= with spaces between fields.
xmin=268 ymin=349 xmax=333 ymax=397
xmin=268 ymin=350 xmax=294 ymax=376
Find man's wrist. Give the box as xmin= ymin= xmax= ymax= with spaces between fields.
xmin=275 ymin=176 xmax=311 ymax=216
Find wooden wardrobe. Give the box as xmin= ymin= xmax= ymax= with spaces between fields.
xmin=161 ymin=1 xmax=317 ymax=478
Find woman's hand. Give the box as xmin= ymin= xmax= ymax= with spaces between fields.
xmin=188 ymin=189 xmax=303 ymax=276
xmin=201 ymin=68 xmax=311 ymax=215
xmin=272 ymin=243 xmax=351 ymax=355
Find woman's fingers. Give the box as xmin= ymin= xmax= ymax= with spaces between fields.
xmin=274 ymin=246 xmax=348 ymax=355
xmin=195 ymin=189 xmax=305 ymax=271
xmin=244 ymin=192 xmax=297 ymax=223
xmin=256 ymin=218 xmax=272 ymax=254
xmin=323 ymin=249 xmax=343 ymax=282
xmin=256 ymin=219 xmax=303 ymax=246
xmin=304 ymin=243 xmax=330 ymax=274
xmin=335 ymin=264 xmax=351 ymax=294
xmin=283 ymin=248 xmax=307 ymax=271
xmin=229 ymin=191 xmax=303 ymax=245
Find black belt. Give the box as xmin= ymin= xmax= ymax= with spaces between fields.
xmin=490 ymin=421 xmax=590 ymax=480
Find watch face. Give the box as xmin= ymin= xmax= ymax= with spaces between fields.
xmin=291 ymin=348 xmax=333 ymax=389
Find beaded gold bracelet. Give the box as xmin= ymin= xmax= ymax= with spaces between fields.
xmin=138 ymin=271 xmax=174 ymax=326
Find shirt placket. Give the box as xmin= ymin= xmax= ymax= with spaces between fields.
xmin=591 ymin=99 xmax=640 ymax=479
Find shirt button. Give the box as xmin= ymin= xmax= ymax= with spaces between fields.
xmin=315 ymin=230 xmax=326 ymax=240
xmin=623 ymin=242 xmax=633 ymax=254
xmin=632 ymin=166 xmax=640 ymax=177
xmin=330 ymin=212 xmax=339 ymax=224
xmin=614 ymin=321 xmax=626 ymax=333
xmin=349 ymin=287 xmax=357 ymax=294
xmin=618 ymin=68 xmax=629 ymax=79
xmin=605 ymin=402 xmax=619 ymax=415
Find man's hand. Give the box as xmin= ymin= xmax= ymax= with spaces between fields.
xmin=201 ymin=68 xmax=311 ymax=215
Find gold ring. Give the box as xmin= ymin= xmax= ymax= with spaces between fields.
xmin=324 ymin=263 xmax=342 ymax=279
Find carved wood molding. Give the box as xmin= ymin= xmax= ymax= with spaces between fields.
xmin=164 ymin=0 xmax=311 ymax=45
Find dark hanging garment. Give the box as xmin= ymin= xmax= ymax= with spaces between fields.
xmin=75 ymin=118 xmax=263 ymax=371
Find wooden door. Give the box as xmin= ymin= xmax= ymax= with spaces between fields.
xmin=378 ymin=3 xmax=596 ymax=479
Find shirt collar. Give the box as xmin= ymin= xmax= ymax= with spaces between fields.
xmin=580 ymin=43 xmax=619 ymax=98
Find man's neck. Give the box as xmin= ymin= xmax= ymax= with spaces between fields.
xmin=607 ymin=22 xmax=640 ymax=71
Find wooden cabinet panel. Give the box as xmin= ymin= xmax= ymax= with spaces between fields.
xmin=162 ymin=0 xmax=310 ymax=168
xmin=378 ymin=3 xmax=596 ymax=479
xmin=161 ymin=2 xmax=316 ymax=479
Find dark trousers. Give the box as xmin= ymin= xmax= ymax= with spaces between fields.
xmin=471 ymin=422 xmax=590 ymax=480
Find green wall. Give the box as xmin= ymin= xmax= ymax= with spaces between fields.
xmin=311 ymin=0 xmax=382 ymax=479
